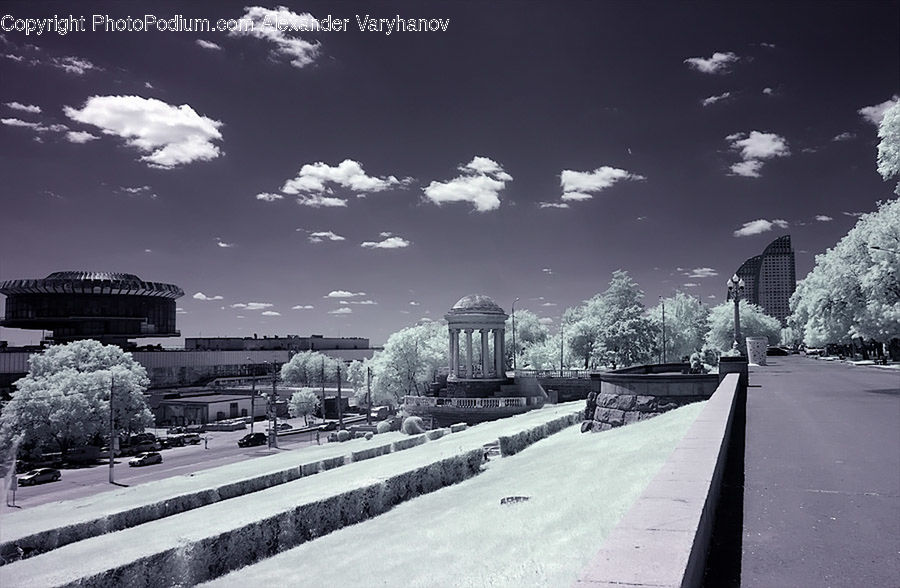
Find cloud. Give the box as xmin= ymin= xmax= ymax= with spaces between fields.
xmin=193 ymin=292 xmax=224 ymax=301
xmin=229 ymin=6 xmax=321 ymax=68
xmin=66 ymin=130 xmax=99 ymax=143
xmin=762 ymin=87 xmax=774 ymax=96
xmin=541 ymin=302 xmax=557 ymax=307
xmin=701 ymin=92 xmax=732 ymax=107
xmin=685 ymin=267 xmax=718 ymax=278
xmin=215 ymin=238 xmax=234 ymax=248
xmin=423 ymin=156 xmax=512 ymax=212
xmin=726 ymin=131 xmax=790 ymax=177
xmin=329 ymin=307 xmax=353 ymax=315
xmin=63 ymin=95 xmax=223 ymax=168
xmin=538 ymin=317 xmax=554 ymax=326
xmin=5 ymin=101 xmax=40 ymax=113
xmin=50 ymin=56 xmax=99 ymax=75
xmin=409 ymin=301 xmax=420 ymax=306
xmin=683 ymin=283 xmax=700 ymax=288
xmin=733 ymin=218 xmax=789 ymax=237
xmin=231 ymin=302 xmax=273 ymax=311
xmin=842 ymin=211 xmax=864 ymax=218
xmin=176 ymin=307 xmax=187 ymax=314
xmin=261 ymin=310 xmax=281 ymax=316
xmin=118 ymin=185 xmax=157 ymax=198
xmin=832 ymin=132 xmax=855 ymax=142
xmin=361 ymin=236 xmax=410 ymax=249
xmin=292 ymin=304 xmax=314 ymax=310
xmin=559 ymin=166 xmax=645 ymax=202
xmin=760 ymin=42 xmax=776 ymax=49
xmin=326 ymin=290 xmax=365 ymax=298
xmin=281 ymin=159 xmax=405 ymax=196
xmin=196 ymin=39 xmax=223 ymax=51
xmin=296 ymin=194 xmax=348 ymax=207
xmin=815 ymin=215 xmax=833 ymax=222
xmin=542 ymin=268 xmax=553 ymax=275
xmin=2 ymin=117 xmax=68 ymax=134
xmin=256 ymin=192 xmax=284 ymax=202
xmin=858 ymin=95 xmax=899 ymax=125
xmin=308 ymin=230 xmax=345 ymax=243
xmin=684 ymin=51 xmax=739 ymax=74
xmin=539 ymin=202 xmax=570 ymax=209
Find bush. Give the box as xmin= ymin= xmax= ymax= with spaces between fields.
xmin=365 ymin=432 xmax=373 ymax=441
xmin=337 ymin=430 xmax=351 ymax=442
xmin=401 ymin=416 xmax=426 ymax=435
xmin=376 ymin=421 xmax=391 ymax=434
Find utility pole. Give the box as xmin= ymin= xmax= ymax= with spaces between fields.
xmin=661 ymin=297 xmax=667 ymax=364
xmin=320 ymin=356 xmax=326 ymax=422
xmin=511 ymin=297 xmax=520 ymax=371
xmin=108 ymin=372 xmax=115 ymax=485
xmin=559 ymin=320 xmax=564 ymax=376
xmin=336 ymin=363 xmax=343 ymax=430
xmin=727 ymin=274 xmax=745 ymax=354
xmin=248 ymin=357 xmax=256 ymax=434
xmin=269 ymin=361 xmax=278 ymax=449
xmin=366 ymin=366 xmax=372 ymax=425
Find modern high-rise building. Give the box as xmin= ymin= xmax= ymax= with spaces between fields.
xmin=732 ymin=235 xmax=796 ymax=325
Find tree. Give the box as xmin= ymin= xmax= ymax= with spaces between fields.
xmin=281 ymin=351 xmax=343 ymax=419
xmin=521 ymin=333 xmax=582 ymax=370
xmin=788 ymin=198 xmax=900 ymax=346
xmin=368 ymin=321 xmax=447 ymax=406
xmin=877 ymin=101 xmax=900 ymax=194
xmin=0 ymin=340 xmax=153 ymax=460
xmin=504 ymin=309 xmax=549 ymax=367
xmin=648 ymin=292 xmax=709 ymax=362
xmin=706 ymin=300 xmax=782 ymax=353
xmin=288 ymin=388 xmax=319 ymax=424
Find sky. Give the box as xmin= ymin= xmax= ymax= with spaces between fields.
xmin=0 ymin=1 xmax=898 ymax=346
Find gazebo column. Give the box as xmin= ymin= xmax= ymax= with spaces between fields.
xmin=480 ymin=329 xmax=489 ymax=378
xmin=494 ymin=328 xmax=504 ymax=377
xmin=448 ymin=328 xmax=456 ymax=376
xmin=465 ymin=329 xmax=473 ymax=379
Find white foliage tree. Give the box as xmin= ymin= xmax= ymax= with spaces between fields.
xmin=288 ymin=388 xmax=319 ymax=424
xmin=706 ymin=300 xmax=782 ymax=353
xmin=368 ymin=321 xmax=447 ymax=406
xmin=648 ymin=292 xmax=709 ymax=362
xmin=877 ymin=101 xmax=900 ymax=194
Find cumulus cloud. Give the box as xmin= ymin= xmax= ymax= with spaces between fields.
xmin=762 ymin=87 xmax=774 ymax=96
xmin=832 ymin=132 xmax=855 ymax=142
xmin=858 ymin=95 xmax=899 ymax=125
xmin=296 ymin=194 xmax=347 ymax=207
xmin=193 ymin=292 xmax=224 ymax=301
xmin=229 ymin=6 xmax=320 ymax=68
xmin=815 ymin=215 xmax=833 ymax=222
xmin=63 ymin=95 xmax=223 ymax=168
xmin=281 ymin=159 xmax=405 ymax=196
xmin=539 ymin=202 xmax=570 ymax=209
xmin=326 ymin=290 xmax=365 ymax=298
xmin=423 ymin=156 xmax=512 ymax=212
xmin=733 ymin=218 xmax=789 ymax=237
xmin=292 ymin=304 xmax=314 ymax=310
xmin=329 ymin=307 xmax=353 ymax=315
xmin=256 ymin=192 xmax=284 ymax=202
xmin=308 ymin=230 xmax=345 ymax=243
xmin=196 ymin=39 xmax=223 ymax=51
xmin=701 ymin=92 xmax=732 ymax=107
xmin=685 ymin=267 xmax=718 ymax=278
xmin=5 ymin=101 xmax=40 ymax=113
xmin=261 ymin=310 xmax=281 ymax=316
xmin=215 ymin=238 xmax=234 ymax=248
xmin=50 ymin=56 xmax=99 ymax=75
xmin=684 ymin=51 xmax=739 ymax=74
xmin=361 ymin=236 xmax=410 ymax=249
xmin=231 ymin=302 xmax=273 ymax=310
xmin=66 ymin=130 xmax=98 ymax=143
xmin=559 ymin=166 xmax=645 ymax=202
xmin=726 ymin=131 xmax=790 ymax=177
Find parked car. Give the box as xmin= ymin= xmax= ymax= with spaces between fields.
xmin=182 ymin=433 xmax=202 ymax=445
xmin=129 ymin=439 xmax=160 ymax=453
xmin=18 ymin=468 xmax=61 ymax=486
xmin=185 ymin=425 xmax=206 ymax=433
xmin=238 ymin=432 xmax=267 ymax=448
xmin=767 ymin=346 xmax=790 ymax=356
xmin=318 ymin=421 xmax=338 ymax=432
xmin=276 ymin=423 xmax=293 ymax=431
xmin=167 ymin=426 xmax=185 ymax=434
xmin=129 ymin=452 xmax=163 ymax=467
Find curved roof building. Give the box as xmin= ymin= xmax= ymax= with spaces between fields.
xmin=732 ymin=235 xmax=796 ymax=325
xmin=0 ymin=271 xmax=183 ymax=345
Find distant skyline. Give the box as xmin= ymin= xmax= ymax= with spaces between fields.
xmin=1 ymin=1 xmax=898 ymax=346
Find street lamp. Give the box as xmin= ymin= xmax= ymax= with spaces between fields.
xmin=659 ymin=295 xmax=667 ymax=364
xmin=726 ymin=274 xmax=745 ymax=354
xmin=511 ymin=297 xmax=520 ymax=371
xmin=247 ymin=357 xmax=257 ymax=434
xmin=108 ymin=372 xmax=115 ymax=485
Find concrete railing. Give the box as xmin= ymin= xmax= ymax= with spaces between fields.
xmin=575 ymin=372 xmax=742 ymax=587
xmin=403 ymin=396 xmax=527 ymax=409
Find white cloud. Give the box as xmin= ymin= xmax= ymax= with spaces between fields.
xmin=832 ymin=132 xmax=855 ymax=142
xmin=726 ymin=131 xmax=790 ymax=178
xmin=423 ymin=156 xmax=512 ymax=212
xmin=762 ymin=87 xmax=774 ymax=96
xmin=292 ymin=304 xmax=314 ymax=310
xmin=261 ymin=310 xmax=281 ymax=316
xmin=815 ymin=215 xmax=833 ymax=222
xmin=539 ymin=202 xmax=570 ymax=209
xmin=541 ymin=268 xmax=553 ymax=275
xmin=684 ymin=51 xmax=739 ymax=74
xmin=842 ymin=211 xmax=864 ymax=218
xmin=176 ymin=307 xmax=187 ymax=314
xmin=215 ymin=238 xmax=234 ymax=248
xmin=361 ymin=236 xmax=410 ymax=249
xmin=118 ymin=185 xmax=156 ymax=198
xmin=683 ymin=283 xmax=700 ymax=288
xmin=858 ymin=95 xmax=899 ymax=125
xmin=281 ymin=159 xmax=404 ymax=197
xmin=196 ymin=39 xmax=223 ymax=51
xmin=559 ymin=166 xmax=645 ymax=202
xmin=256 ymin=192 xmax=284 ymax=202
xmin=63 ymin=95 xmax=223 ymax=168
xmin=5 ymin=101 xmax=40 ymax=113
xmin=144 ymin=249 xmax=152 ymax=253
xmin=733 ymin=218 xmax=789 ymax=237
xmin=193 ymin=292 xmax=224 ymax=301
xmin=538 ymin=317 xmax=554 ymax=326
xmin=3 ymin=54 xmax=24 ymax=62
xmin=409 ymin=301 xmax=420 ymax=306
xmin=329 ymin=307 xmax=353 ymax=315
xmin=308 ymin=230 xmax=345 ymax=243
xmin=50 ymin=56 xmax=99 ymax=75
xmin=701 ymin=92 xmax=732 ymax=107
xmin=760 ymin=42 xmax=776 ymax=49
xmin=685 ymin=267 xmax=718 ymax=278
xmin=229 ymin=6 xmax=320 ymax=68
xmin=66 ymin=130 xmax=98 ymax=143
xmin=231 ymin=301 xmax=273 ymax=311
xmin=379 ymin=231 xmax=393 ymax=237
xmin=541 ymin=302 xmax=557 ymax=307
xmin=296 ymin=194 xmax=349 ymax=208
xmin=2 ymin=117 xmax=43 ymax=130
xmin=326 ymin=290 xmax=365 ymax=298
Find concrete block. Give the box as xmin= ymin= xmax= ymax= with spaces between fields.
xmin=615 ymin=394 xmax=635 ymax=411
xmin=577 ymin=526 xmax=694 ymax=587
xmin=597 ymin=393 xmax=619 ymax=408
xmin=623 ymin=411 xmax=641 ymax=425
xmin=633 ymin=395 xmax=655 ymax=411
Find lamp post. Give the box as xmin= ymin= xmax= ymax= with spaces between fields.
xmin=247 ymin=357 xmax=256 ymax=434
xmin=366 ymin=366 xmax=372 ymax=425
xmin=511 ymin=297 xmax=520 ymax=371
xmin=559 ymin=318 xmax=565 ymax=376
xmin=108 ymin=372 xmax=115 ymax=485
xmin=659 ymin=295 xmax=667 ymax=364
xmin=727 ymin=274 xmax=745 ymax=354
xmin=264 ymin=360 xmax=278 ymax=449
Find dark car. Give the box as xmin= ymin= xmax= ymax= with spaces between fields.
xmin=129 ymin=452 xmax=163 ymax=467
xmin=318 ymin=421 xmax=338 ymax=432
xmin=238 ymin=432 xmax=267 ymax=448
xmin=767 ymin=346 xmax=790 ymax=356
xmin=18 ymin=468 xmax=61 ymax=486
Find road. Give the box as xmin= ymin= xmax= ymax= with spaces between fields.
xmin=741 ymin=356 xmax=900 ymax=588
xmin=3 ymin=418 xmax=330 ymax=511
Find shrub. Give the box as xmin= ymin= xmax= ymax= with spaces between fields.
xmin=365 ymin=432 xmax=373 ymax=441
xmin=376 ymin=421 xmax=391 ymax=434
xmin=337 ymin=430 xmax=351 ymax=442
xmin=401 ymin=416 xmax=426 ymax=435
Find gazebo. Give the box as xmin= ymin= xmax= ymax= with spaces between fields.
xmin=445 ymin=294 xmax=508 ymax=387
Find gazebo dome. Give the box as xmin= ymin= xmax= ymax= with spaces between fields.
xmin=449 ymin=294 xmax=505 ymax=315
